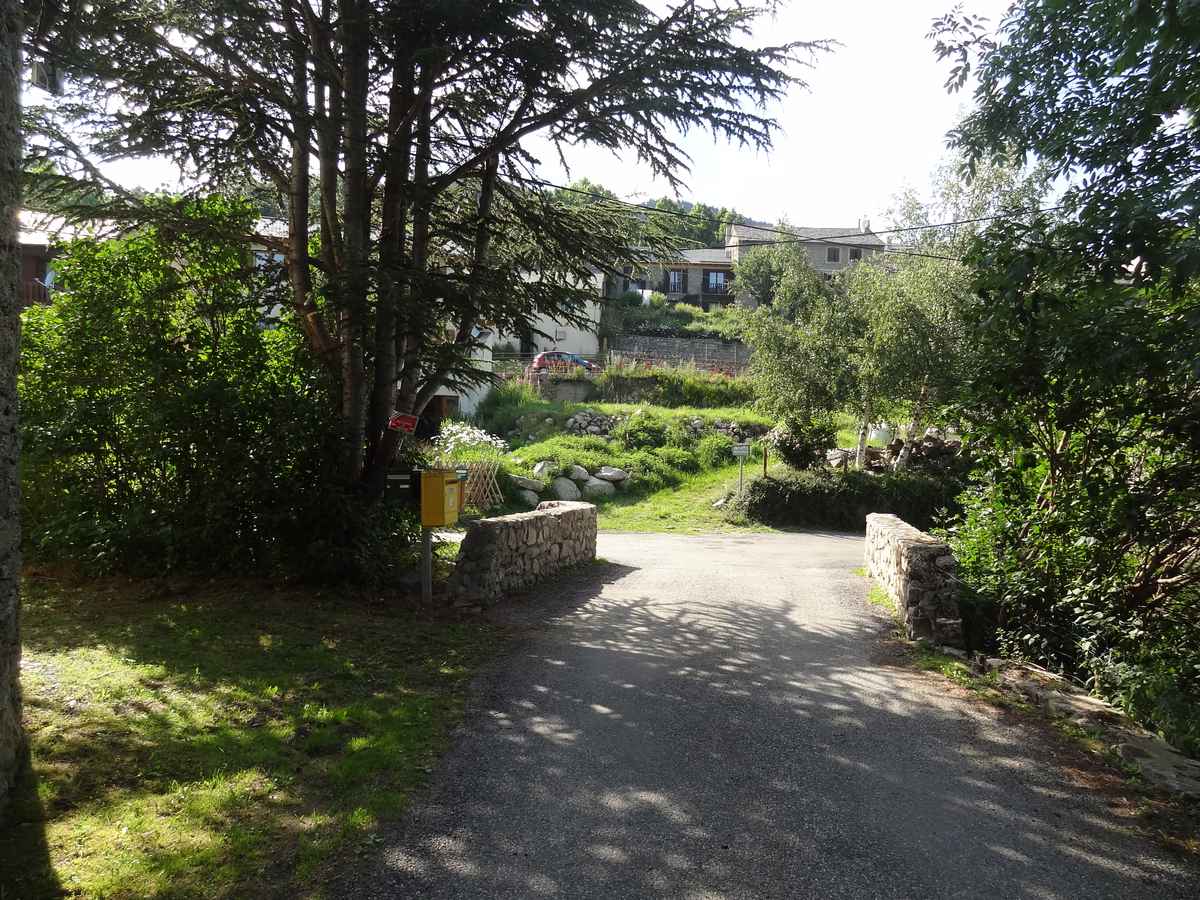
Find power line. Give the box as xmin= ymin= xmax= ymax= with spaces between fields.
xmin=427 ymin=150 xmax=1065 ymax=249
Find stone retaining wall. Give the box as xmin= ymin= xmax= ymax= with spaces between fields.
xmin=448 ymin=501 xmax=597 ymax=605
xmin=865 ymin=513 xmax=964 ymax=648
xmin=610 ymin=334 xmax=749 ymax=370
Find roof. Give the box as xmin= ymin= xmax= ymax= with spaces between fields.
xmin=728 ymin=222 xmax=886 ymax=247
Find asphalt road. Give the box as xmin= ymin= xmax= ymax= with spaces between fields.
xmin=351 ymin=532 xmax=1198 ymax=898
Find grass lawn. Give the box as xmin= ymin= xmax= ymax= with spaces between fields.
xmin=1 ymin=573 xmax=505 ymax=899
xmin=597 ymin=463 xmax=777 ymax=533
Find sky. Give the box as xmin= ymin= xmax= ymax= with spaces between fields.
xmin=525 ymin=0 xmax=1014 ymax=229
xmin=80 ymin=0 xmax=1015 ymax=231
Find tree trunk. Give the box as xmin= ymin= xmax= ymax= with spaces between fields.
xmin=0 ymin=0 xmax=24 ymax=813
xmin=894 ymin=379 xmax=929 ymax=472
xmin=336 ymin=0 xmax=370 ymax=484
xmin=855 ymin=399 xmax=873 ymax=470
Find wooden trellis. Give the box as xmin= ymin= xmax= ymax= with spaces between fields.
xmin=459 ymin=459 xmax=504 ymax=511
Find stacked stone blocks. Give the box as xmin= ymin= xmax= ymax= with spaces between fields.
xmin=865 ymin=513 xmax=964 ymax=648
xmin=448 ymin=501 xmax=598 ymax=605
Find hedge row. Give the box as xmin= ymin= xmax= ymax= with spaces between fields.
xmin=731 ymin=469 xmax=963 ymax=532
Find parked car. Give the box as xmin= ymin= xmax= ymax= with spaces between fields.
xmin=529 ymin=351 xmax=600 ymax=373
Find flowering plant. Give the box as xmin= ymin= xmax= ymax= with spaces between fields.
xmin=432 ymin=421 xmax=509 ymax=457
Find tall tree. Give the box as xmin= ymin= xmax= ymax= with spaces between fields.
xmin=930 ymin=1 xmax=1200 ymax=747
xmin=24 ymin=0 xmax=820 ymax=497
xmin=0 ymin=0 xmax=23 ymax=814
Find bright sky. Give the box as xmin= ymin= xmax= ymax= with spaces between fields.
xmin=79 ymin=0 xmax=1013 ymax=230
xmin=526 ymin=0 xmax=1014 ymax=228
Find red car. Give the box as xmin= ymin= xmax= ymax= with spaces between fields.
xmin=529 ymin=351 xmax=600 ymax=372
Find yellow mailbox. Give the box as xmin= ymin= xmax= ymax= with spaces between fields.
xmin=420 ymin=469 xmax=462 ymax=527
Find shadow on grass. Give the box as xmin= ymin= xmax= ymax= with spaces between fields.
xmin=1 ymin=756 xmax=62 ymax=899
xmin=3 ymin=573 xmax=507 ymax=899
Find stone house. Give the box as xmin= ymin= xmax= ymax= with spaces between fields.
xmin=602 ymin=219 xmax=886 ymax=308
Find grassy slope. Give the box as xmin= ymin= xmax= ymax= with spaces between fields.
xmin=1 ymin=574 xmax=504 ymax=900
xmin=597 ymin=463 xmax=776 ymax=533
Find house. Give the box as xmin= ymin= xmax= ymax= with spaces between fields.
xmin=602 ymin=218 xmax=886 ymax=308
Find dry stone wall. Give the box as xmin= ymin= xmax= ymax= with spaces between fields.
xmin=448 ymin=501 xmax=597 ymax=605
xmin=865 ymin=513 xmax=964 ymax=648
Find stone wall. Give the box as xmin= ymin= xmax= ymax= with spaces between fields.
xmin=448 ymin=501 xmax=598 ymax=605
xmin=865 ymin=513 xmax=964 ymax=648
xmin=610 ymin=334 xmax=749 ymax=371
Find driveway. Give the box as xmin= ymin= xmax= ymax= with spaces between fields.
xmin=351 ymin=532 xmax=1197 ymax=898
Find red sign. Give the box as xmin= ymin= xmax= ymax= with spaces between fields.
xmin=388 ymin=413 xmax=419 ymax=434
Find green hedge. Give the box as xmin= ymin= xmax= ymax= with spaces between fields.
xmin=732 ymin=469 xmax=963 ymax=532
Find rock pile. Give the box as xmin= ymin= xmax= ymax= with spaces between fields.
xmin=510 ymin=463 xmax=630 ymax=507
xmin=826 ymin=427 xmax=965 ymax=473
xmin=680 ymin=417 xmax=769 ymax=442
xmin=564 ymin=409 xmax=618 ymax=436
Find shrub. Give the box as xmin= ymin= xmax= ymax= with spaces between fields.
xmin=594 ymin=364 xmax=756 ymax=408
xmin=18 ymin=199 xmax=420 ymax=582
xmin=765 ymin=417 xmax=835 ymax=470
xmin=732 ymin=469 xmax=963 ymax=532
xmin=697 ymin=433 xmax=735 ymax=469
xmin=472 ymin=380 xmax=546 ymax=436
xmin=652 ymin=446 xmax=699 ymax=474
xmin=432 ymin=421 xmax=509 ymax=458
xmin=610 ymin=411 xmax=670 ymax=450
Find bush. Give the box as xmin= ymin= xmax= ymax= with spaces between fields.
xmin=472 ymin=380 xmax=547 ymax=436
xmin=508 ymin=436 xmax=690 ymax=496
xmin=652 ymin=446 xmax=699 ymax=474
xmin=594 ymin=364 xmax=756 ymax=408
xmin=765 ymin=417 xmax=835 ymax=470
xmin=733 ymin=469 xmax=963 ymax=532
xmin=610 ymin=411 xmax=670 ymax=449
xmin=697 ymin=433 xmax=735 ymax=469
xmin=18 ymin=198 xmax=420 ymax=581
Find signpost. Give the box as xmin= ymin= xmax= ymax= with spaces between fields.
xmin=732 ymin=442 xmax=751 ymax=493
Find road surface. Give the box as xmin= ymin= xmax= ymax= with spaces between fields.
xmin=350 ymin=532 xmax=1197 ymax=898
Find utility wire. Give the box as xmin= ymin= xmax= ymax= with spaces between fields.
xmin=426 ymin=150 xmax=1065 ymax=249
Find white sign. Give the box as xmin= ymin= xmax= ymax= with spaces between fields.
xmin=732 ymin=443 xmax=751 ymax=459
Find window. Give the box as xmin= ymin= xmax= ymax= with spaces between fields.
xmin=668 ymin=269 xmax=685 ymax=293
xmin=705 ymin=270 xmax=727 ymax=292
xmin=849 ymin=248 xmax=862 ymax=261
xmin=826 ymin=246 xmax=841 ymax=263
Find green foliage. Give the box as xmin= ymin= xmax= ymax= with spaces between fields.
xmin=609 ymin=411 xmax=671 ymax=450
xmin=610 ymin=299 xmax=743 ymax=340
xmin=509 ymin=435 xmax=685 ymax=494
xmin=696 ymin=433 xmax=735 ymax=469
xmin=18 ymin=199 xmax=418 ymax=580
xmin=652 ymin=446 xmax=699 ymax=474
xmin=930 ymin=0 xmax=1200 ymax=753
xmin=594 ymin=363 xmax=755 ymax=408
xmin=733 ymin=469 xmax=963 ymax=532
xmin=765 ymin=417 xmax=835 ymax=470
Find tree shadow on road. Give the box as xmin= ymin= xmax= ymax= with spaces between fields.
xmin=349 ymin=556 xmax=1199 ymax=899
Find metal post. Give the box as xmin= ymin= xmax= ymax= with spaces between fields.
xmin=421 ymin=527 xmax=433 ymax=604
xmin=763 ymin=445 xmax=768 ymax=477
xmin=739 ymin=458 xmax=745 ymax=494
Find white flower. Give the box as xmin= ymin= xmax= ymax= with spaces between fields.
xmin=432 ymin=421 xmax=509 ymax=456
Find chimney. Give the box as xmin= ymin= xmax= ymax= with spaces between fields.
xmin=859 ymin=217 xmax=871 ymax=234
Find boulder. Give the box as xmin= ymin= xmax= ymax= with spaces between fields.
xmin=516 ymin=489 xmax=541 ymax=508
xmin=551 ymin=477 xmax=581 ymax=501
xmin=567 ymin=464 xmax=590 ymax=481
xmin=594 ymin=465 xmax=629 ymax=482
xmin=582 ymin=477 xmax=616 ymax=499
xmin=510 ymin=474 xmax=546 ymax=492
xmin=532 ymin=460 xmax=556 ymax=479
